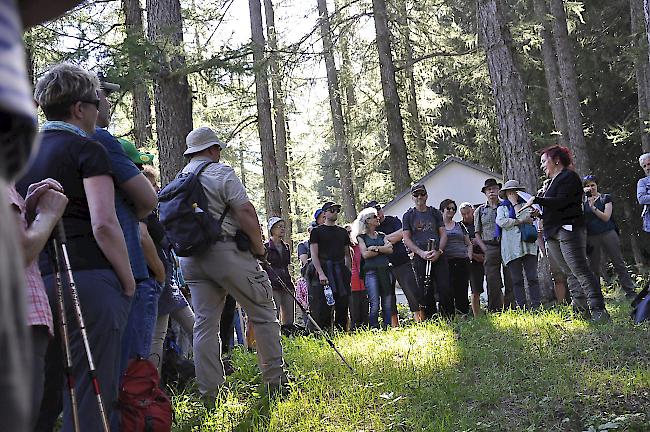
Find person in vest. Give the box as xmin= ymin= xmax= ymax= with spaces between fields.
xmin=474 ymin=178 xmax=514 ymax=312
xmin=263 ymin=217 xmax=295 ymax=326
xmin=309 ymin=201 xmax=352 ymax=331
xmin=582 ymin=175 xmax=636 ymax=299
xmin=522 ymin=145 xmax=610 ymax=323
xmin=495 ymin=180 xmax=541 ymax=309
xmin=638 ymin=153 xmax=650 ymax=234
xmin=402 ymin=183 xmax=451 ymax=318
xmin=177 ymin=126 xmax=286 ymax=399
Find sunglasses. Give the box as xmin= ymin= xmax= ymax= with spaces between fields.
xmin=327 ymin=208 xmax=341 ymax=213
xmin=368 ymin=214 xmax=378 ymax=219
xmin=412 ymin=192 xmax=426 ymax=197
xmin=446 ymin=207 xmax=457 ymax=211
xmin=79 ymin=98 xmax=101 ymax=110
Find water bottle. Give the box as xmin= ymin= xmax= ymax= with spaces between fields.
xmin=323 ymin=285 xmax=335 ymax=306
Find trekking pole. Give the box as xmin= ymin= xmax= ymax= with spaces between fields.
xmin=49 ymin=241 xmax=81 ymax=432
xmin=261 ymin=260 xmax=354 ymax=373
xmin=52 ymin=221 xmax=110 ymax=432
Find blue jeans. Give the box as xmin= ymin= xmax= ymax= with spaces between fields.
xmin=119 ymin=278 xmax=162 ymax=369
xmin=365 ymin=270 xmax=393 ymax=328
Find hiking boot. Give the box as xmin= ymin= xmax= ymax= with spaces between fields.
xmin=590 ymin=309 xmax=611 ymax=324
xmin=222 ymin=356 xmax=235 ymax=376
xmin=571 ymin=305 xmax=591 ymax=321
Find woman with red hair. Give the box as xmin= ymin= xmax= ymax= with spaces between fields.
xmin=524 ymin=145 xmax=610 ymax=323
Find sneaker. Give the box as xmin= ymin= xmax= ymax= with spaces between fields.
xmin=590 ymin=309 xmax=611 ymax=324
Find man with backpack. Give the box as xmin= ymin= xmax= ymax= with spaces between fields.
xmin=474 ymin=178 xmax=514 ymax=312
xmin=402 ymin=184 xmax=450 ymax=319
xmin=174 ymin=126 xmax=285 ymax=399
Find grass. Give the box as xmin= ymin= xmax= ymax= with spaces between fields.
xmin=170 ymin=292 xmax=650 ymax=431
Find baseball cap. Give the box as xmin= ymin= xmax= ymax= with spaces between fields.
xmin=119 ymin=138 xmax=154 ymax=165
xmin=410 ymin=183 xmax=426 ymax=194
xmin=267 ymin=216 xmax=284 ymax=233
xmin=321 ymin=201 xmax=342 ymax=212
xmin=364 ymin=200 xmax=381 ymax=210
xmin=313 ymin=208 xmax=324 ymax=221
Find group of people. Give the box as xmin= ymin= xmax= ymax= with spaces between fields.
xmin=2 ymin=16 xmax=650 ymax=431
xmin=294 ymin=147 xmax=650 ymax=332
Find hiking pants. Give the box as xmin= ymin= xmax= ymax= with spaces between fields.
xmin=179 ymin=241 xmax=284 ymax=397
xmin=587 ymin=229 xmax=636 ymax=294
xmin=483 ymin=243 xmax=514 ymax=311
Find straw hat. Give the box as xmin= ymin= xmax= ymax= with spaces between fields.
xmin=498 ymin=180 xmax=526 ymax=200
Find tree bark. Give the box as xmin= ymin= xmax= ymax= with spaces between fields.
xmin=397 ymin=0 xmax=426 ymax=156
xmin=621 ymin=198 xmax=645 ymax=269
xmin=249 ymin=0 xmax=281 ymax=218
xmin=123 ymin=0 xmax=153 ymax=148
xmin=372 ymin=0 xmax=413 ymax=193
xmin=548 ymin=0 xmax=590 ymax=174
xmin=533 ymin=0 xmax=569 ymax=146
xmin=632 ymin=0 xmax=650 ymax=153
xmin=477 ymin=0 xmax=538 ymax=193
xmin=146 ymin=0 xmax=193 ymax=186
xmin=263 ymin=0 xmax=292 ymax=246
xmin=316 ymin=0 xmax=357 ymax=221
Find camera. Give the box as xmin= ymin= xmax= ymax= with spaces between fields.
xmin=585 ymin=191 xmax=592 ymax=198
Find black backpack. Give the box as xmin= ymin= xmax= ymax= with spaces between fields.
xmin=158 ymin=161 xmax=228 ymax=257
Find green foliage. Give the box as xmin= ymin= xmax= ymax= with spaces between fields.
xmin=170 ymin=299 xmax=650 ymax=431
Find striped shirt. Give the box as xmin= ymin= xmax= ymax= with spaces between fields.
xmin=7 ymin=185 xmax=54 ymax=335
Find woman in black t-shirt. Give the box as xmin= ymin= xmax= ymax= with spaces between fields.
xmin=17 ymin=63 xmax=134 ymax=432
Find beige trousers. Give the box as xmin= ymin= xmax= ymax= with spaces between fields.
xmin=179 ymin=242 xmax=284 ymax=396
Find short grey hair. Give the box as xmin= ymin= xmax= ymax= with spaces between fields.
xmin=459 ymin=202 xmax=473 ymax=211
xmin=34 ymin=63 xmax=100 ymax=120
xmin=640 ymin=153 xmax=650 ymax=165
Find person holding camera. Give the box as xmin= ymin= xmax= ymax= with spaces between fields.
xmin=177 ymin=127 xmax=285 ymax=400
xmin=582 ymin=175 xmax=636 ymax=299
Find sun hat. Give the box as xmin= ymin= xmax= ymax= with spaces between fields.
xmin=267 ymin=216 xmax=284 ymax=234
xmin=498 ymin=180 xmax=526 ymax=200
xmin=184 ymin=126 xmax=227 ymax=156
xmin=119 ymin=138 xmax=154 ymax=165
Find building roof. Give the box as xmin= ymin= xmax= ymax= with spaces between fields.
xmin=382 ymin=156 xmax=502 ymax=210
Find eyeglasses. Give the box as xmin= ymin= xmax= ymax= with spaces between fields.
xmin=446 ymin=207 xmax=457 ymax=211
xmin=368 ymin=214 xmax=378 ymax=219
xmin=412 ymin=192 xmax=426 ymax=197
xmin=79 ymin=98 xmax=100 ymax=110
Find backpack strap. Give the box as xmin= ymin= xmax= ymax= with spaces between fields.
xmin=175 ymin=160 xmax=214 ymax=179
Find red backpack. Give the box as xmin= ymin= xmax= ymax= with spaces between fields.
xmin=117 ymin=357 xmax=173 ymax=432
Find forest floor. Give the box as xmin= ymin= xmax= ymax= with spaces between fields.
xmin=171 ymin=285 xmax=650 ymax=432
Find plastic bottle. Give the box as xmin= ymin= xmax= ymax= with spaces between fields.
xmin=323 ymin=285 xmax=335 ymax=306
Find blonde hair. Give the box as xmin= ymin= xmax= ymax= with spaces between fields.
xmin=34 ymin=63 xmax=100 ymax=120
xmin=350 ymin=207 xmax=377 ymax=242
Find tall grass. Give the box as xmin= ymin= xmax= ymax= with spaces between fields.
xmin=171 ymin=298 xmax=649 ymax=431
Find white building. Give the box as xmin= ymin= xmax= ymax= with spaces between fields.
xmin=382 ymin=156 xmax=503 ymax=221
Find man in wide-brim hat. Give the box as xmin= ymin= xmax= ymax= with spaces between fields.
xmin=474 ymin=178 xmax=514 ymax=312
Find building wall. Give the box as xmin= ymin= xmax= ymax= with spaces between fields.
xmin=382 ymin=161 xmax=504 ymax=221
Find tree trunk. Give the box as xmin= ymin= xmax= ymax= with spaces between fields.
xmin=548 ymin=0 xmax=590 ymax=174
xmin=533 ymin=0 xmax=569 ymax=146
xmin=263 ymin=0 xmax=292 ymax=247
xmin=397 ymin=0 xmax=426 ymax=156
xmin=123 ymin=0 xmax=153 ymax=148
xmin=146 ymin=0 xmax=193 ymax=186
xmin=621 ymin=198 xmax=645 ymax=269
xmin=644 ymin=0 xmax=650 ymax=64
xmin=632 ymin=0 xmax=650 ymax=153
xmin=239 ymin=145 xmax=247 ymax=189
xmin=316 ymin=0 xmax=357 ymax=221
xmin=372 ymin=0 xmax=413 ymax=193
xmin=249 ymin=0 xmax=281 ymax=218
xmin=477 ymin=0 xmax=538 ymax=193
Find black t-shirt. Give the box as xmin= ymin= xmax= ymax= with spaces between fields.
xmin=402 ymin=206 xmax=444 ymax=249
xmin=377 ymin=215 xmax=410 ymax=266
xmin=309 ymin=224 xmax=351 ymax=262
xmin=16 ymin=130 xmax=112 ymax=274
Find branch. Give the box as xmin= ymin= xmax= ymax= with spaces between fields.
xmin=394 ymin=48 xmax=478 ymax=71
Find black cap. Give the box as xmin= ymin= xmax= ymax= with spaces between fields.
xmin=97 ymin=72 xmax=120 ymax=94
xmin=410 ymin=183 xmax=426 ymax=194
xmin=481 ymin=178 xmax=502 ymax=193
xmin=364 ymin=200 xmax=381 ymax=210
xmin=321 ymin=201 xmax=342 ymax=212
